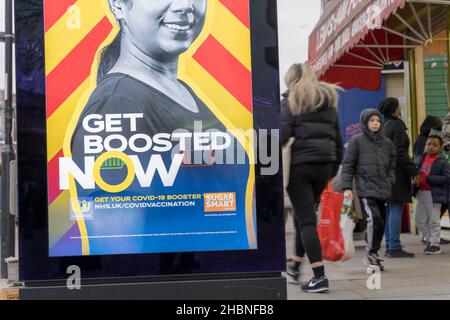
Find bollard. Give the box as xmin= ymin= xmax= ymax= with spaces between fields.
xmin=5 ymin=257 xmax=18 ymax=284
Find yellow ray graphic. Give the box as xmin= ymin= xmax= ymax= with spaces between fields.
xmin=45 ymin=0 xmax=105 ymax=75
xmin=47 ymin=78 xmax=90 ymax=161
xmin=183 ymin=59 xmax=253 ymax=131
xmin=48 ymin=190 xmax=73 ymax=248
xmin=210 ymin=1 xmax=251 ymax=71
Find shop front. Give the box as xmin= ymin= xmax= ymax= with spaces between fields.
xmin=308 ymin=0 xmax=450 ymax=231
xmin=310 ymin=0 xmax=450 ymax=134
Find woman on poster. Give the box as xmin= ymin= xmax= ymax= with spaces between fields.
xmin=65 ymin=0 xmax=254 ymax=256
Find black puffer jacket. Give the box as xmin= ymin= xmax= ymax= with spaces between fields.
xmin=341 ymin=109 xmax=396 ymax=201
xmin=382 ymin=115 xmax=419 ymax=203
xmin=281 ymin=92 xmax=343 ymax=174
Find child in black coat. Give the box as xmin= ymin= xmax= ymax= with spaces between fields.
xmin=413 ymin=135 xmax=450 ymax=254
xmin=341 ymin=109 xmax=396 ymax=270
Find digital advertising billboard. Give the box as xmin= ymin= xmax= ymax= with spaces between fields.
xmin=17 ymin=0 xmax=285 ymax=287
xmin=44 ymin=0 xmax=257 ymax=257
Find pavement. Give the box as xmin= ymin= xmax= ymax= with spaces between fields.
xmin=284 ymin=214 xmax=450 ymax=300
xmin=2 ymin=216 xmax=450 ymax=300
xmin=0 ymin=224 xmax=18 ymax=292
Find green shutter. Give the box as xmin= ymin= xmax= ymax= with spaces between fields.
xmin=424 ymin=56 xmax=449 ymax=119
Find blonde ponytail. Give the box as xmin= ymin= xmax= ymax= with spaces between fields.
xmin=284 ymin=63 xmax=341 ymax=115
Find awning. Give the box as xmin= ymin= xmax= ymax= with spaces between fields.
xmin=319 ymin=27 xmax=405 ymax=90
xmin=308 ymin=0 xmax=450 ymax=90
xmin=308 ymin=0 xmax=407 ymax=79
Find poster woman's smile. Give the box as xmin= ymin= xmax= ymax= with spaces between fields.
xmin=161 ymin=6 xmax=195 ymax=34
xmin=115 ymin=0 xmax=207 ymax=58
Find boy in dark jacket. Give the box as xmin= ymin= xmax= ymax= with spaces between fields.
xmin=341 ymin=109 xmax=396 ymax=271
xmin=413 ymin=135 xmax=450 ymax=255
xmin=414 ymin=116 xmax=443 ymax=158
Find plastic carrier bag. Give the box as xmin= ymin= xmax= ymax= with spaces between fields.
xmin=318 ymin=188 xmax=345 ymax=262
xmin=340 ymin=196 xmax=356 ymax=261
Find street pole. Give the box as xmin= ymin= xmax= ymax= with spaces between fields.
xmin=1 ymin=0 xmax=15 ymax=279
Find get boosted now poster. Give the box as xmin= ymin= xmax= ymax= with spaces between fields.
xmin=45 ymin=0 xmax=257 ymax=256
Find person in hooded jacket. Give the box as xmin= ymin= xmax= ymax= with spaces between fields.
xmin=442 ymin=111 xmax=450 ymax=154
xmin=441 ymin=111 xmax=450 ymax=228
xmin=341 ymin=109 xmax=396 ymax=271
xmin=414 ymin=116 xmax=443 ymax=158
xmin=281 ymin=63 xmax=343 ymax=293
xmin=379 ymin=97 xmax=419 ymax=258
xmin=413 ymin=135 xmax=450 ymax=255
xmin=414 ymin=116 xmax=450 ymax=245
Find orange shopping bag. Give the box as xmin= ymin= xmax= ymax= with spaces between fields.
xmin=318 ymin=186 xmax=345 ymax=262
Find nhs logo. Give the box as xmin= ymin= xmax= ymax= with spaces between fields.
xmin=70 ymin=197 xmax=94 ymax=221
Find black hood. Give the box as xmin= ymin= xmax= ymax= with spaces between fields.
xmin=379 ymin=97 xmax=399 ymax=116
xmin=419 ymin=115 xmax=442 ymax=137
xmin=360 ymin=108 xmax=382 ymax=138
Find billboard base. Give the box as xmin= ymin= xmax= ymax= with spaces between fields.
xmin=20 ymin=274 xmax=287 ymax=300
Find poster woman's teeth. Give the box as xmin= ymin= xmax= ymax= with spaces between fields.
xmin=164 ymin=23 xmax=191 ymax=31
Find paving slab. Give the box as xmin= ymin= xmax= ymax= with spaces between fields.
xmin=285 ymin=214 xmax=450 ymax=300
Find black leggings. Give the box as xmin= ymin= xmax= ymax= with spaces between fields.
xmin=287 ymin=163 xmax=333 ymax=264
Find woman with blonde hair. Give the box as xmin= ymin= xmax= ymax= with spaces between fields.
xmin=281 ymin=63 xmax=343 ymax=293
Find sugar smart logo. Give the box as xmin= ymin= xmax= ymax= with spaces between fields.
xmin=204 ymin=192 xmax=236 ymax=212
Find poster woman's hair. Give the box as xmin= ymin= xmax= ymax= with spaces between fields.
xmin=97 ymin=0 xmax=133 ymax=83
